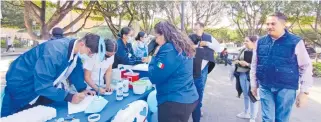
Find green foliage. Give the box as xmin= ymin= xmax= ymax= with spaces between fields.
xmin=1 ymin=1 xmax=25 ymax=28
xmin=205 ymin=28 xmax=243 ymax=43
xmin=77 ymin=26 xmax=114 ymax=39
xmin=1 ymin=39 xmax=6 ymax=48
xmin=313 ymin=62 xmax=321 ymax=77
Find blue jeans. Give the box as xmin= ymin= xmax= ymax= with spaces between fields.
xmin=239 ymin=72 xmax=259 ymax=119
xmin=259 ymin=85 xmax=296 ymax=122
xmin=192 ymin=64 xmax=208 ymax=122
xmin=223 ymin=56 xmax=232 ymax=66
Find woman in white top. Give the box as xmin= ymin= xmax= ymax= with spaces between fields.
xmin=83 ymin=38 xmax=117 ymax=94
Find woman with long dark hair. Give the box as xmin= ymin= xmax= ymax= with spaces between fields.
xmin=148 ymin=21 xmax=199 ymax=122
xmin=235 ymin=36 xmax=259 ymax=122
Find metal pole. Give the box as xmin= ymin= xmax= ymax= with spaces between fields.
xmin=181 ymin=1 xmax=185 ymax=31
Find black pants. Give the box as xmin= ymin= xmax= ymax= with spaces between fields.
xmin=158 ymin=100 xmax=198 ymax=122
xmin=6 ymin=45 xmax=12 ymax=52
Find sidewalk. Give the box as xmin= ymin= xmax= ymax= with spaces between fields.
xmin=1 ymin=48 xmax=30 ymax=57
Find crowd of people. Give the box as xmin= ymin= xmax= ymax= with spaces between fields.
xmin=1 ymin=12 xmax=314 ymax=122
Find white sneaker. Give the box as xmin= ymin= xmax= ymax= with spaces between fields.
xmin=236 ymin=112 xmax=250 ymax=119
xmin=249 ymin=119 xmax=256 ymax=122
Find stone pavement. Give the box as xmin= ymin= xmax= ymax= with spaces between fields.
xmin=1 ymin=48 xmax=30 ymax=57
xmin=191 ymin=64 xmax=321 ymax=122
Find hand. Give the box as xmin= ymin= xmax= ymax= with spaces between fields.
xmin=239 ymin=61 xmax=249 ymax=67
xmin=296 ymin=92 xmax=308 ymax=108
xmin=105 ymin=86 xmax=113 ymax=92
xmin=82 ymin=89 xmax=96 ymax=96
xmin=71 ymin=92 xmax=86 ymax=104
xmin=251 ymin=87 xmax=258 ymax=97
xmin=93 ymin=88 xmax=105 ymax=95
xmin=234 ymin=60 xmax=239 ymax=64
xmin=200 ymin=41 xmax=208 ymax=47
xmin=193 ymin=45 xmax=198 ymax=49
xmin=142 ymin=57 xmax=149 ymax=63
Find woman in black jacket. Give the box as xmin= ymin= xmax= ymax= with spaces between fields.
xmin=234 ymin=36 xmax=259 ymax=122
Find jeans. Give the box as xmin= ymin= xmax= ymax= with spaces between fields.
xmin=239 ymin=72 xmax=259 ymax=119
xmin=192 ymin=64 xmax=208 ymax=122
xmin=259 ymin=85 xmax=296 ymax=122
xmin=223 ymin=55 xmax=232 ymax=66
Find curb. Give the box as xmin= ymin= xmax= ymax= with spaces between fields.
xmin=1 ymin=53 xmax=23 ymax=57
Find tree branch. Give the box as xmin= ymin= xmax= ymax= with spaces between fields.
xmin=23 ymin=4 xmax=40 ymax=40
xmin=30 ymin=2 xmax=41 ymax=12
xmin=298 ymin=20 xmax=321 ymax=47
xmin=64 ymin=11 xmax=92 ymax=36
xmin=124 ymin=2 xmax=134 ymax=26
xmin=24 ymin=1 xmax=42 ymax=24
xmin=309 ymin=24 xmax=321 ymax=35
xmin=62 ymin=1 xmax=94 ymax=32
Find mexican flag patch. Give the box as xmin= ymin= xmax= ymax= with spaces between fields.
xmin=157 ymin=62 xmax=164 ymax=69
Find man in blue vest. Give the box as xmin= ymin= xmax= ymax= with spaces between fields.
xmin=189 ymin=22 xmax=220 ymax=122
xmin=250 ymin=12 xmax=313 ymax=122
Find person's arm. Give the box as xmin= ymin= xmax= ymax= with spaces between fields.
xmin=205 ymin=36 xmax=221 ymax=52
xmin=68 ymin=57 xmax=87 ymax=92
xmin=115 ymin=44 xmax=142 ymax=65
xmin=105 ymin=65 xmax=113 ymax=90
xmin=148 ymin=44 xmax=181 ymax=85
xmin=105 ymin=56 xmax=114 ymax=90
xmin=295 ymin=40 xmax=314 ymax=93
xmin=250 ymin=42 xmax=258 ymax=88
xmin=83 ymin=57 xmax=100 ymax=91
xmin=33 ymin=49 xmax=71 ymax=102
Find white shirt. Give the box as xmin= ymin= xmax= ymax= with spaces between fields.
xmin=201 ymin=36 xmax=221 ymax=70
xmin=7 ymin=37 xmax=14 ymax=45
xmin=83 ymin=54 xmax=114 ymax=86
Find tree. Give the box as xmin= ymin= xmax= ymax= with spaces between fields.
xmin=4 ymin=1 xmax=95 ymax=40
xmin=1 ymin=1 xmax=25 ymax=28
xmin=227 ymin=1 xmax=274 ymax=37
xmin=95 ymin=1 xmax=137 ymax=38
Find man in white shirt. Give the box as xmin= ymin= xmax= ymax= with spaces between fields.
xmin=6 ymin=36 xmax=14 ymax=52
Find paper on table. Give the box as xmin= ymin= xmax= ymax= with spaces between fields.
xmin=68 ymin=95 xmax=95 ymax=114
xmin=132 ymin=64 xmax=148 ymax=71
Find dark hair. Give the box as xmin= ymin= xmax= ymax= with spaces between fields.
xmin=52 ymin=27 xmax=64 ymax=37
xmin=117 ymin=27 xmax=132 ymax=38
xmin=105 ymin=38 xmax=117 ymax=52
xmin=269 ymin=12 xmax=287 ymax=21
xmin=194 ymin=22 xmax=205 ymax=28
xmin=154 ymin=21 xmax=195 ymax=57
xmin=80 ymin=33 xmax=117 ymax=54
xmin=135 ymin=31 xmax=146 ymax=41
xmin=247 ymin=35 xmax=258 ymax=42
xmin=80 ymin=33 xmax=99 ymax=53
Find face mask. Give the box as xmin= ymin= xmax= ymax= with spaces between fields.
xmin=127 ymin=37 xmax=134 ymax=43
xmin=85 ymin=96 xmax=109 ymax=114
xmin=78 ymin=52 xmax=89 ymax=60
xmin=143 ymin=38 xmax=149 ymax=43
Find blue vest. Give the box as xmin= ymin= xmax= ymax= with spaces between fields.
xmin=189 ymin=33 xmax=215 ymax=78
xmin=256 ymin=30 xmax=301 ymax=90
